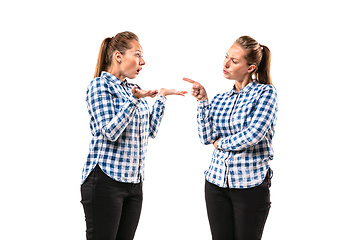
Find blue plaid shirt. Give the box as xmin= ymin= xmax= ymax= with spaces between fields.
xmin=81 ymin=71 xmax=166 ymax=184
xmin=197 ymin=81 xmax=278 ymax=188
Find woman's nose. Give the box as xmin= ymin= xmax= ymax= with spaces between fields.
xmin=224 ymin=59 xmax=230 ymax=68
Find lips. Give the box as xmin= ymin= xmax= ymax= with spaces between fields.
xmin=136 ymin=68 xmax=142 ymax=74
xmin=223 ymin=69 xmax=229 ymax=74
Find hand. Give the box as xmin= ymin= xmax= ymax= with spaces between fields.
xmin=182 ymin=78 xmax=208 ymax=101
xmin=213 ymin=138 xmax=220 ymax=149
xmin=131 ymin=86 xmax=158 ymax=99
xmin=159 ymin=88 xmax=188 ymax=97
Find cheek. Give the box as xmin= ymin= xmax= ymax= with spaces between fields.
xmin=233 ymin=65 xmax=248 ymax=76
xmin=123 ymin=59 xmax=137 ymax=71
xmin=130 ymin=59 xmax=138 ymax=69
xmin=230 ymin=65 xmax=240 ymax=76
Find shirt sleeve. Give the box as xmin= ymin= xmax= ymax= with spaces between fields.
xmin=148 ymin=95 xmax=167 ymax=139
xmin=197 ymin=99 xmax=219 ymax=145
xmin=87 ymin=80 xmax=141 ymax=142
xmin=216 ymin=87 xmax=278 ymax=151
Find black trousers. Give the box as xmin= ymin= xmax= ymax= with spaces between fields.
xmin=205 ymin=171 xmax=272 ymax=240
xmin=81 ymin=165 xmax=143 ymax=240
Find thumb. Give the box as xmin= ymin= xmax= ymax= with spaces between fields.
xmin=131 ymin=86 xmax=137 ymax=94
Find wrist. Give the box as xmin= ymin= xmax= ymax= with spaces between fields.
xmin=197 ymin=97 xmax=208 ymax=101
xmin=133 ymin=94 xmax=141 ymax=99
xmin=159 ymin=88 xmax=167 ymax=97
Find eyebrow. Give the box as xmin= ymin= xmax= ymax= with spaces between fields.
xmin=226 ymin=53 xmax=239 ymax=60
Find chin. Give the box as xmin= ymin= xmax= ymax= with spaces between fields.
xmin=223 ymin=74 xmax=231 ymax=79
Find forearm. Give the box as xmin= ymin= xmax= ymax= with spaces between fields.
xmin=197 ymin=100 xmax=217 ymax=145
xmin=216 ymin=127 xmax=267 ymax=151
xmin=149 ymin=95 xmax=167 ymax=138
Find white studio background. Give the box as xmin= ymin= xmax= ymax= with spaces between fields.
xmin=0 ymin=0 xmax=359 ymax=239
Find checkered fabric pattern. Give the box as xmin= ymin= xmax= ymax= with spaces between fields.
xmin=197 ymin=81 xmax=278 ymax=188
xmin=81 ymin=71 xmax=166 ymax=184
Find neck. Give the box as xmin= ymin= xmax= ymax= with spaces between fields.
xmin=234 ymin=76 xmax=252 ymax=92
xmin=107 ymin=66 xmax=126 ymax=82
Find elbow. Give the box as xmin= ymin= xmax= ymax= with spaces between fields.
xmin=200 ymin=140 xmax=208 ymax=145
xmin=244 ymin=131 xmax=265 ymax=148
xmin=105 ymin=134 xmax=118 ymax=142
xmin=149 ymin=128 xmax=158 ymax=139
xmin=101 ymin=129 xmax=119 ymax=142
xmin=200 ymin=138 xmax=213 ymax=145
xmin=107 ymin=136 xmax=118 ymax=142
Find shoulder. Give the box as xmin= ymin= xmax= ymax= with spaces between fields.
xmin=252 ymin=84 xmax=278 ymax=110
xmin=88 ymin=77 xmax=103 ymax=88
xmin=87 ymin=76 xmax=115 ymax=95
xmin=252 ymin=83 xmax=277 ymax=96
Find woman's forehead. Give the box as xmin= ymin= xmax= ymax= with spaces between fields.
xmin=227 ymin=43 xmax=245 ymax=59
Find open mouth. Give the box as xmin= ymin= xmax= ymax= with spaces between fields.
xmin=136 ymin=68 xmax=142 ymax=74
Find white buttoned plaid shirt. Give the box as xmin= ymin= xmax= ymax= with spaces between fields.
xmin=197 ymin=81 xmax=278 ymax=188
xmin=81 ymin=71 xmax=166 ymax=184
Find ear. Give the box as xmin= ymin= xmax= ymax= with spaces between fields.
xmin=247 ymin=65 xmax=256 ymax=73
xmin=114 ymin=51 xmax=123 ymax=64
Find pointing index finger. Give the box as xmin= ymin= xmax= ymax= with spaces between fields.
xmin=182 ymin=78 xmax=196 ymax=84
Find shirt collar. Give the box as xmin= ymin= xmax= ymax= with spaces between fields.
xmin=226 ymin=80 xmax=258 ymax=96
xmin=100 ymin=71 xmax=130 ymax=87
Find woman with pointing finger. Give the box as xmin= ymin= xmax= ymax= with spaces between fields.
xmin=184 ymin=36 xmax=278 ymax=240
xmin=81 ymin=31 xmax=186 ymax=240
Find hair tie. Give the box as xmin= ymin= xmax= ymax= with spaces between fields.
xmin=259 ymin=43 xmax=263 ymax=50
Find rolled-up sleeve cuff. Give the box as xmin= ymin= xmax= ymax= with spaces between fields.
xmin=156 ymin=94 xmax=167 ymax=104
xmin=197 ymin=99 xmax=208 ymax=108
